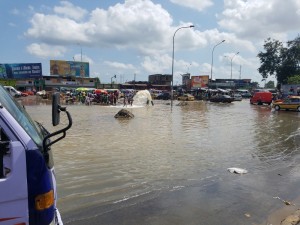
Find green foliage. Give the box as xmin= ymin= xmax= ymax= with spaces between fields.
xmin=251 ymin=81 xmax=259 ymax=88
xmin=0 ymin=79 xmax=16 ymax=86
xmin=257 ymin=36 xmax=300 ymax=84
xmin=265 ymin=80 xmax=275 ymax=88
xmin=287 ymin=75 xmax=300 ymax=84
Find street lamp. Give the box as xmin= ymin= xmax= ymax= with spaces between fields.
xmin=77 ymin=43 xmax=84 ymax=77
xmin=230 ymin=52 xmax=239 ymax=79
xmin=171 ymin=25 xmax=194 ymax=107
xmin=111 ymin=74 xmax=116 ymax=87
xmin=210 ymin=40 xmax=225 ymax=80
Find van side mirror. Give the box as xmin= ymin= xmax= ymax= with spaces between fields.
xmin=52 ymin=92 xmax=61 ymax=126
xmin=44 ymin=92 xmax=72 ymax=152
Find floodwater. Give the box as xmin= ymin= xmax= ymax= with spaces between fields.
xmin=22 ymin=96 xmax=300 ymax=225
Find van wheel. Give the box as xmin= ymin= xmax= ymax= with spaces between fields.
xmin=275 ymin=105 xmax=280 ymax=111
xmin=258 ymin=101 xmax=262 ymax=105
xmin=297 ymin=106 xmax=300 ymax=112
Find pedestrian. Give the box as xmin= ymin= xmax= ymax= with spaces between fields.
xmin=129 ymin=95 xmax=133 ymax=106
xmin=123 ymin=96 xmax=127 ymax=107
xmin=289 ymin=86 xmax=294 ymax=95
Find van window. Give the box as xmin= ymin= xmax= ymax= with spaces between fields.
xmin=0 ymin=86 xmax=43 ymax=148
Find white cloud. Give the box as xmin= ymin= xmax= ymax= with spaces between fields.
xmin=25 ymin=13 xmax=89 ymax=44
xmin=54 ymin=1 xmax=87 ymax=21
xmin=26 ymin=43 xmax=67 ymax=58
xmin=86 ymin=0 xmax=173 ymax=49
xmin=73 ymin=54 xmax=94 ymax=65
xmin=199 ymin=29 xmax=256 ymax=52
xmin=170 ymin=0 xmax=213 ymax=11
xmin=218 ymin=0 xmax=300 ymax=40
xmin=25 ymin=0 xmax=174 ymax=52
xmin=104 ymin=61 xmax=136 ymax=70
xmin=10 ymin=8 xmax=20 ymax=15
xmin=141 ymin=54 xmax=172 ymax=74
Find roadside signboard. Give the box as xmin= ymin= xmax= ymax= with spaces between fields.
xmin=50 ymin=60 xmax=89 ymax=77
xmin=191 ymin=75 xmax=209 ymax=88
xmin=0 ymin=63 xmax=42 ymax=79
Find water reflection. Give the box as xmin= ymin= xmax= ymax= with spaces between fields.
xmin=23 ymin=98 xmax=300 ymax=225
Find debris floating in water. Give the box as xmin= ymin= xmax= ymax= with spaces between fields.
xmin=244 ymin=213 xmax=251 ymax=218
xmin=227 ymin=167 xmax=248 ymax=174
xmin=114 ymin=109 xmax=134 ymax=118
xmin=273 ymin=196 xmax=295 ymax=206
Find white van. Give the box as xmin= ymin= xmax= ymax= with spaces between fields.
xmin=0 ymin=88 xmax=72 ymax=224
xmin=4 ymin=86 xmax=22 ymax=97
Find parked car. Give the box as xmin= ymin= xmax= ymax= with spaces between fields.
xmin=233 ymin=94 xmax=242 ymax=101
xmin=150 ymin=90 xmax=163 ymax=99
xmin=36 ymin=90 xmax=47 ymax=96
xmin=21 ymin=91 xmax=29 ymax=97
xmin=210 ymin=94 xmax=234 ymax=103
xmin=177 ymin=94 xmax=195 ymax=101
xmin=237 ymin=89 xmax=252 ymax=98
xmin=250 ymin=91 xmax=273 ymax=105
xmin=156 ymin=92 xmax=171 ymax=100
xmin=4 ymin=86 xmax=22 ymax=97
xmin=23 ymin=90 xmax=35 ymax=95
xmin=273 ymin=96 xmax=300 ymax=111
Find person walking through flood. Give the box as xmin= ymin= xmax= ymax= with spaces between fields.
xmin=129 ymin=95 xmax=133 ymax=106
xmin=123 ymin=95 xmax=127 ymax=107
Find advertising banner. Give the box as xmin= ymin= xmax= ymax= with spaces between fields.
xmin=50 ymin=60 xmax=89 ymax=77
xmin=191 ymin=75 xmax=209 ymax=88
xmin=0 ymin=63 xmax=42 ymax=79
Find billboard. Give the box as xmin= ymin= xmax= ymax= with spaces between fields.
xmin=50 ymin=60 xmax=89 ymax=77
xmin=191 ymin=75 xmax=209 ymax=88
xmin=0 ymin=63 xmax=42 ymax=79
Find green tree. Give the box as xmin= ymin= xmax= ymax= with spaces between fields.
xmin=251 ymin=81 xmax=259 ymax=89
xmin=257 ymin=38 xmax=282 ymax=79
xmin=265 ymin=80 xmax=275 ymax=88
xmin=257 ymin=36 xmax=300 ymax=84
xmin=287 ymin=75 xmax=300 ymax=84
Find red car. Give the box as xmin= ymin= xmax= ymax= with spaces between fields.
xmin=21 ymin=92 xmax=29 ymax=97
xmin=22 ymin=90 xmax=35 ymax=96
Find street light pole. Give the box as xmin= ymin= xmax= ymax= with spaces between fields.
xmin=210 ymin=40 xmax=225 ymax=81
xmin=230 ymin=52 xmax=239 ymax=79
xmin=171 ymin=25 xmax=194 ymax=108
xmin=111 ymin=75 xmax=116 ymax=88
xmin=77 ymin=43 xmax=84 ymax=77
xmin=80 ymin=45 xmax=82 ymax=63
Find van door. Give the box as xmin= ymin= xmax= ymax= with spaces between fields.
xmin=0 ymin=139 xmax=29 ymax=224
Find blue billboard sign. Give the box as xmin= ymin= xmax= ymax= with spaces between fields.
xmin=0 ymin=63 xmax=42 ymax=79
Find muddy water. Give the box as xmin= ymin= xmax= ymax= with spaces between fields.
xmin=23 ymin=98 xmax=300 ymax=225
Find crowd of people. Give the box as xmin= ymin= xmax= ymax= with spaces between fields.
xmin=63 ymin=90 xmax=120 ymax=105
xmin=62 ymin=89 xmax=142 ymax=107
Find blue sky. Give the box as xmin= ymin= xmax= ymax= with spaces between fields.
xmin=1 ymin=0 xmax=300 ymax=85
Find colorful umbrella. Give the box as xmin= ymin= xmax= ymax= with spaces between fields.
xmin=76 ymin=87 xmax=89 ymax=92
xmin=94 ymin=89 xmax=107 ymax=94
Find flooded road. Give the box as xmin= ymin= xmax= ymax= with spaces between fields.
xmin=23 ymin=98 xmax=300 ymax=225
